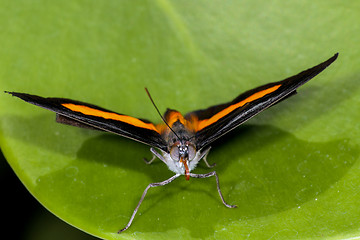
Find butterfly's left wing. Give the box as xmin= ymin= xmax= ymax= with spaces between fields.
xmin=6 ymin=92 xmax=168 ymax=151
xmin=186 ymin=53 xmax=338 ymax=150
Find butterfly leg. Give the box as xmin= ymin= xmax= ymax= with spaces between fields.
xmin=118 ymin=174 xmax=181 ymax=233
xmin=200 ymin=147 xmax=216 ymax=168
xmin=143 ymin=155 xmax=156 ymax=164
xmin=190 ymin=171 xmax=237 ymax=208
xmin=143 ymin=147 xmax=166 ymax=164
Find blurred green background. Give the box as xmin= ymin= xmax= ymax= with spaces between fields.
xmin=0 ymin=0 xmax=359 ymax=239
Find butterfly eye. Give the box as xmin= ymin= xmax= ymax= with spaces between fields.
xmin=170 ymin=145 xmax=180 ymax=161
xmin=187 ymin=144 xmax=196 ymax=161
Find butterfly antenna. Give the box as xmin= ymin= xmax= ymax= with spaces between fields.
xmin=145 ymin=88 xmax=181 ymax=140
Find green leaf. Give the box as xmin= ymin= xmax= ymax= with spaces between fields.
xmin=1 ymin=0 xmax=359 ymax=239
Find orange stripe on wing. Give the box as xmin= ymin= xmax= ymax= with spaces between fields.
xmin=156 ymin=110 xmax=197 ymax=134
xmin=195 ymin=84 xmax=282 ymax=131
xmin=62 ymin=103 xmax=159 ymax=133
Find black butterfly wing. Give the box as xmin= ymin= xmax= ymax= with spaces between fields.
xmin=6 ymin=92 xmax=168 ymax=151
xmin=186 ymin=53 xmax=338 ymax=150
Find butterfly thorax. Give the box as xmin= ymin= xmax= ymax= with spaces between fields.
xmin=157 ymin=109 xmax=202 ymax=180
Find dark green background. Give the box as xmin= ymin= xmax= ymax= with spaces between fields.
xmin=1 ymin=1 xmax=359 ymax=239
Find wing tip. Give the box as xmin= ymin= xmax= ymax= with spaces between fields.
xmin=5 ymin=91 xmax=33 ymax=101
xmin=318 ymin=52 xmax=339 ymax=73
xmin=319 ymin=52 xmax=339 ymax=70
xmin=329 ymin=52 xmax=339 ymax=64
xmin=5 ymin=91 xmax=26 ymax=99
xmin=5 ymin=90 xmax=15 ymax=95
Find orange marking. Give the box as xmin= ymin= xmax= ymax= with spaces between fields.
xmin=195 ymin=84 xmax=282 ymax=131
xmin=62 ymin=103 xmax=159 ymax=132
xmin=156 ymin=110 xmax=197 ymax=134
xmin=166 ymin=111 xmax=186 ymax=126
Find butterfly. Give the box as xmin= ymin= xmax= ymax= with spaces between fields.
xmin=6 ymin=53 xmax=338 ymax=232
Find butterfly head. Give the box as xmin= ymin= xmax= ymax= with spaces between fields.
xmin=169 ymin=141 xmax=196 ymax=180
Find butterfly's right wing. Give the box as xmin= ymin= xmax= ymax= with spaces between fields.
xmin=6 ymin=92 xmax=168 ymax=152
